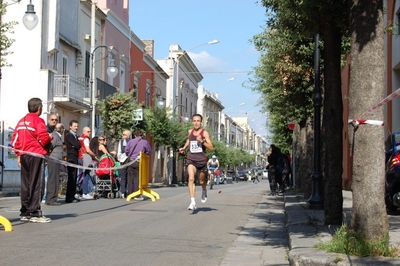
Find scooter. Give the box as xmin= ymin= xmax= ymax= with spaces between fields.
xmin=385 ymin=131 xmax=400 ymax=211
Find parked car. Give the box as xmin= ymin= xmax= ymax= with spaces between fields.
xmin=226 ymin=170 xmax=237 ymax=182
xmin=237 ymin=170 xmax=248 ymax=181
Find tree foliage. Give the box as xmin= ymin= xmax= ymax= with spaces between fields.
xmin=98 ymin=90 xmax=142 ymax=139
xmin=1 ymin=2 xmax=18 ymax=68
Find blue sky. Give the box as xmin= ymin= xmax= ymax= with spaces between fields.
xmin=129 ymin=1 xmax=269 ymax=137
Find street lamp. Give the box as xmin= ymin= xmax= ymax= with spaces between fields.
xmin=172 ymin=39 xmax=219 ymax=111
xmin=146 ymin=85 xmax=165 ymax=109
xmin=208 ymin=77 xmax=235 ymax=90
xmin=90 ymin=45 xmax=118 ymax=137
xmin=173 ymin=104 xmax=189 ymax=123
xmin=22 ymin=0 xmax=38 ymax=30
xmin=307 ymin=34 xmax=323 ymax=209
xmin=224 ymin=102 xmax=246 ymax=113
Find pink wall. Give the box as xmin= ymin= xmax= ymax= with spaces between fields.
xmin=97 ymin=0 xmax=129 ymax=25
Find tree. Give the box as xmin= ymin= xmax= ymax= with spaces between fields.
xmin=252 ymin=0 xmax=349 ymax=224
xmin=349 ymin=0 xmax=388 ymax=241
xmin=0 ymin=2 xmax=18 ymax=71
xmin=98 ymin=90 xmax=143 ymax=139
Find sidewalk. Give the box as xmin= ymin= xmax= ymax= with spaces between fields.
xmin=286 ymin=190 xmax=400 ymax=266
xmin=221 ymin=188 xmax=400 ymax=266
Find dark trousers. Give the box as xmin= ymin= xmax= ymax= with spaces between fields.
xmin=66 ymin=162 xmax=78 ymax=201
xmin=20 ymin=155 xmax=44 ymax=217
xmin=127 ymin=161 xmax=139 ymax=194
xmin=268 ymin=166 xmax=276 ymax=193
xmin=46 ymin=159 xmax=60 ymax=204
xmin=119 ymin=166 xmax=127 ymax=194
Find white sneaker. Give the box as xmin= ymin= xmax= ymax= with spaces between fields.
xmin=134 ymin=195 xmax=144 ymax=201
xmin=201 ymin=191 xmax=207 ymax=203
xmin=188 ymin=203 xmax=196 ymax=210
xmin=82 ymin=194 xmax=93 ymax=200
xmin=29 ymin=216 xmax=51 ymax=223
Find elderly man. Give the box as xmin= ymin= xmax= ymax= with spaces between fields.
xmin=45 ymin=123 xmax=65 ymax=205
xmin=42 ymin=113 xmax=58 ymax=203
xmin=46 ymin=114 xmax=58 ymax=133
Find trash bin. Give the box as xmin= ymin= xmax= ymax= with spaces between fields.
xmin=226 ymin=177 xmax=233 ymax=184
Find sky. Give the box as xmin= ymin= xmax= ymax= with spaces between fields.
xmin=129 ymin=0 xmax=269 ymax=138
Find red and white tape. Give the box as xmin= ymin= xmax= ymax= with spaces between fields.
xmin=359 ymin=87 xmax=400 ymax=118
xmin=348 ymin=119 xmax=384 ymax=127
xmin=0 ymin=144 xmax=137 ymax=171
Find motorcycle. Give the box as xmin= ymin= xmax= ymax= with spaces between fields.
xmin=385 ymin=131 xmax=400 ymax=211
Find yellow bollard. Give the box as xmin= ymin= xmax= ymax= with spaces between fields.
xmin=126 ymin=152 xmax=160 ymax=202
xmin=0 ymin=215 xmax=13 ymax=232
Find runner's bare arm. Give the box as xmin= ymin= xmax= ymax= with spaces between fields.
xmin=201 ymin=130 xmax=214 ymax=151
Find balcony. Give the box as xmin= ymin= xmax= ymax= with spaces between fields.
xmin=53 ymin=75 xmax=91 ymax=110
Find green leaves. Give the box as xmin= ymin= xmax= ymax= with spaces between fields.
xmin=0 ymin=2 xmax=17 ymax=68
xmin=98 ymin=91 xmax=142 ymax=139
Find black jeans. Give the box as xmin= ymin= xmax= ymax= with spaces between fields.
xmin=66 ymin=161 xmax=78 ymax=201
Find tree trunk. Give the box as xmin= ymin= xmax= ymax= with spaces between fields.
xmin=321 ymin=21 xmax=344 ymax=225
xmin=349 ymin=0 xmax=388 ymax=240
xmin=151 ymin=145 xmax=158 ymax=184
xmin=296 ymin=117 xmax=314 ymax=199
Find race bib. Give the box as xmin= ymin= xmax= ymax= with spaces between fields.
xmin=190 ymin=140 xmax=202 ymax=153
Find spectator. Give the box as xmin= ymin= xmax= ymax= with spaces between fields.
xmin=125 ymin=130 xmax=151 ymax=201
xmin=89 ymin=135 xmax=110 ymax=160
xmin=46 ymin=114 xmax=58 ymax=133
xmin=284 ymin=150 xmax=293 ymax=188
xmin=267 ymin=144 xmax=279 ymax=195
xmin=45 ymin=123 xmax=65 ymax=205
xmin=11 ymin=97 xmax=52 ymax=223
xmin=42 ymin=113 xmax=58 ymax=203
xmin=65 ymin=120 xmax=81 ymax=203
xmin=78 ymin=126 xmax=96 ymax=200
xmin=116 ymin=130 xmax=132 ymax=198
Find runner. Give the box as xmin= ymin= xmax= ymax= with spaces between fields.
xmin=179 ymin=114 xmax=214 ymax=210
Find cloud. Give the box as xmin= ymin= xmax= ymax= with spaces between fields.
xmin=188 ymin=51 xmax=224 ymax=73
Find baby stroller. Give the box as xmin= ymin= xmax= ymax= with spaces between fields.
xmin=95 ymin=153 xmax=122 ymax=198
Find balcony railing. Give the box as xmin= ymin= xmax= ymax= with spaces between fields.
xmin=53 ymin=75 xmax=91 ymax=106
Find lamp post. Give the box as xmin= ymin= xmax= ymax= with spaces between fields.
xmin=307 ymin=34 xmax=324 ymax=209
xmin=146 ymin=85 xmax=165 ymax=109
xmin=170 ymin=104 xmax=189 ymax=184
xmin=172 ymin=39 xmax=219 ymax=111
xmin=90 ymin=45 xmax=118 ymax=137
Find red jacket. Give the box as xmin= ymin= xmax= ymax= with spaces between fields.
xmin=11 ymin=113 xmax=51 ymax=155
xmin=78 ymin=134 xmax=90 ymax=159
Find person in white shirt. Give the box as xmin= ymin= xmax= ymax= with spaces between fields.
xmin=116 ymin=130 xmax=131 ymax=198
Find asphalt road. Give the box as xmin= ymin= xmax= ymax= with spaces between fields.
xmin=0 ymin=181 xmax=273 ymax=266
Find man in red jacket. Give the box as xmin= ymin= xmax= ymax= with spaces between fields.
xmin=11 ymin=98 xmax=53 ymax=223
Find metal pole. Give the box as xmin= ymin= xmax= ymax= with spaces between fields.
xmin=90 ymin=1 xmax=96 ymax=137
xmin=307 ymin=34 xmax=324 ymax=209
